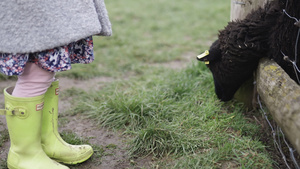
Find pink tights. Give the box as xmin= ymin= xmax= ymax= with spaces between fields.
xmin=12 ymin=63 xmax=55 ymax=97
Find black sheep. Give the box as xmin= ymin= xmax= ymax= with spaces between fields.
xmin=269 ymin=0 xmax=300 ymax=82
xmin=197 ymin=0 xmax=300 ymax=101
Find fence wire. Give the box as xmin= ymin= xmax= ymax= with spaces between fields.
xmin=257 ymin=95 xmax=300 ymax=169
xmin=266 ymin=6 xmax=300 ymax=168
xmin=281 ymin=8 xmax=300 ymax=84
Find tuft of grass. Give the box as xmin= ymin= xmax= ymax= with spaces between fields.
xmin=70 ymin=62 xmax=274 ymax=167
xmin=129 ymin=124 xmax=209 ymax=158
xmin=105 ymin=144 xmax=118 ymax=149
xmin=0 ymin=160 xmax=7 ymax=169
xmin=0 ymin=129 xmax=9 ymax=147
xmin=60 ymin=131 xmax=89 ymax=145
xmin=0 ymin=74 xmax=17 ymax=81
xmin=0 ymin=129 xmax=9 ymax=169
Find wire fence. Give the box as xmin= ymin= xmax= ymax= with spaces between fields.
xmin=268 ymin=5 xmax=300 ymax=168
xmin=281 ymin=7 xmax=300 ymax=84
xmin=257 ymin=95 xmax=300 ymax=169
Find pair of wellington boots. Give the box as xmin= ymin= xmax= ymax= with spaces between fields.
xmin=2 ymin=80 xmax=93 ymax=169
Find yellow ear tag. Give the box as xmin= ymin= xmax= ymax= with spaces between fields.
xmin=205 ymin=61 xmax=210 ymax=65
xmin=197 ymin=50 xmax=209 ymax=60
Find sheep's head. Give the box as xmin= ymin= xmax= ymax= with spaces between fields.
xmin=197 ymin=40 xmax=255 ymax=101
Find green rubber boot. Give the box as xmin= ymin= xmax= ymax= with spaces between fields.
xmin=3 ymin=87 xmax=69 ymax=169
xmin=41 ymin=80 xmax=93 ymax=164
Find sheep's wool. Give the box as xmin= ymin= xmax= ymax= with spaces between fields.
xmin=0 ymin=0 xmax=112 ymax=53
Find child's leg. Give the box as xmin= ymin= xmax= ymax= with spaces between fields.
xmin=12 ymin=63 xmax=55 ymax=97
xmin=11 ymin=62 xmax=93 ymax=165
xmin=4 ymin=63 xmax=69 ymax=169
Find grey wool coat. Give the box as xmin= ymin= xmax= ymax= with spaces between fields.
xmin=0 ymin=0 xmax=112 ymax=54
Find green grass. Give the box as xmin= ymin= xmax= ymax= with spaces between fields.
xmin=0 ymin=129 xmax=9 ymax=148
xmin=0 ymin=129 xmax=9 ymax=168
xmin=0 ymin=0 xmax=276 ymax=168
xmin=57 ymin=0 xmax=274 ymax=167
xmin=58 ymin=0 xmax=230 ymax=79
xmin=69 ymin=63 xmax=273 ymax=168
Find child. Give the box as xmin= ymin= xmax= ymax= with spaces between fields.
xmin=0 ymin=0 xmax=112 ymax=168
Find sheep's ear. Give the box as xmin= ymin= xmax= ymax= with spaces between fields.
xmin=197 ymin=40 xmax=221 ymax=65
xmin=197 ymin=50 xmax=210 ymax=65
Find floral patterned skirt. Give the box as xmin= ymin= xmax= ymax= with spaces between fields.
xmin=0 ymin=36 xmax=94 ymax=76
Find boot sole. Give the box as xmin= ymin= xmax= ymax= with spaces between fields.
xmin=52 ymin=150 xmax=93 ymax=165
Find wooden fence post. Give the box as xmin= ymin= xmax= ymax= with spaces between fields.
xmin=257 ymin=59 xmax=300 ymax=154
xmin=231 ymin=0 xmax=270 ymax=21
